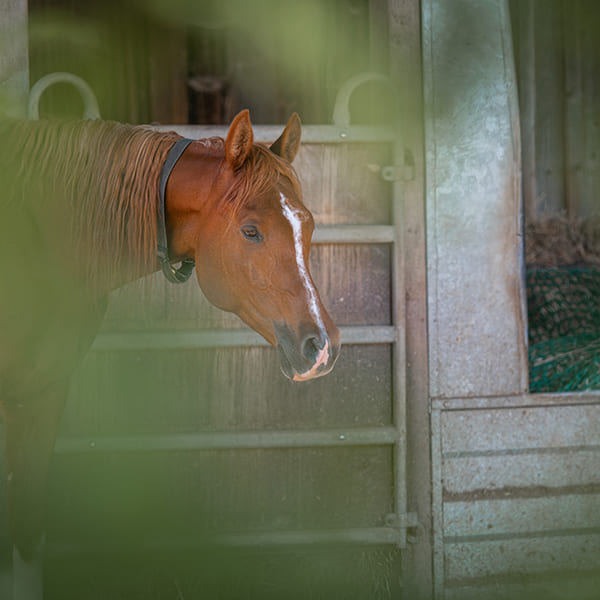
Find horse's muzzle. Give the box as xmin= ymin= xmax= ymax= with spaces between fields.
xmin=276 ymin=326 xmax=341 ymax=382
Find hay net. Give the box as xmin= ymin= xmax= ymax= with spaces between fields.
xmin=527 ymin=217 xmax=600 ymax=392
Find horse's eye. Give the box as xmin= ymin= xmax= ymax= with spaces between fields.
xmin=242 ymin=226 xmax=263 ymax=242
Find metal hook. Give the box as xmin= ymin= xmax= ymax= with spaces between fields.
xmin=331 ymin=72 xmax=397 ymax=128
xmin=28 ymin=72 xmax=101 ymax=120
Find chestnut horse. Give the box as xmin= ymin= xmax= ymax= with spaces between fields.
xmin=0 ymin=110 xmax=339 ymax=598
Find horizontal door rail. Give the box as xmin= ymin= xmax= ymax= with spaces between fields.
xmin=153 ymin=124 xmax=397 ymax=145
xmin=54 ymin=426 xmax=400 ymax=455
xmin=48 ymin=527 xmax=401 ymax=559
xmin=313 ymin=224 xmax=395 ymax=244
xmin=91 ymin=325 xmax=397 ymax=352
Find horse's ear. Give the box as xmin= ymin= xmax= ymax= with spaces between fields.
xmin=225 ymin=110 xmax=253 ymax=170
xmin=270 ymin=113 xmax=301 ymax=163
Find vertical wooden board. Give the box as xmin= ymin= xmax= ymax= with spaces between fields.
xmin=147 ymin=22 xmax=188 ymax=124
xmin=580 ymin=1 xmax=600 ymax=217
xmin=62 ymin=344 xmax=393 ymax=436
xmin=224 ymin=1 xmax=279 ymax=124
xmin=563 ymin=0 xmax=585 ymax=218
xmin=386 ymin=0 xmax=432 ymax=597
xmin=512 ymin=0 xmax=538 ymax=224
xmin=532 ymin=0 xmax=565 ymax=215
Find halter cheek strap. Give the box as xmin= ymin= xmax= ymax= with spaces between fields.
xmin=157 ymin=137 xmax=195 ymax=284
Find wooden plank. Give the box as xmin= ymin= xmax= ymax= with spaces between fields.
xmin=532 ymin=0 xmax=566 ymax=215
xmin=513 ymin=0 xmax=537 ymax=223
xmin=445 ymin=534 xmax=600 ymax=580
xmin=147 ymin=22 xmax=188 ymax=124
xmin=441 ymin=405 xmax=600 ymax=454
xmin=444 ymin=494 xmax=600 ymax=538
xmin=387 ymin=0 xmax=432 ymax=592
xmin=443 ymin=448 xmax=600 ymax=493
xmin=563 ymin=0 xmax=585 ymax=218
xmin=579 ymin=1 xmax=600 ymax=217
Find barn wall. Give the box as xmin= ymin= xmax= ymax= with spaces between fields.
xmin=511 ymin=0 xmax=600 ymax=220
xmin=424 ymin=1 xmax=600 ymax=597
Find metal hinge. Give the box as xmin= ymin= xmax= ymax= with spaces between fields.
xmin=385 ymin=511 xmax=423 ymax=544
xmin=381 ymin=149 xmax=416 ymax=182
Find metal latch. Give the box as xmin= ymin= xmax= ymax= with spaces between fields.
xmin=382 ymin=149 xmax=416 ymax=182
xmin=385 ymin=511 xmax=423 ymax=544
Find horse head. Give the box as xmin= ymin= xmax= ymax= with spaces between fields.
xmin=166 ymin=111 xmax=340 ymax=381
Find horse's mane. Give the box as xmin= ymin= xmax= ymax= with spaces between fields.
xmin=1 ymin=118 xmax=181 ymax=289
xmin=0 ymin=118 xmax=301 ymax=291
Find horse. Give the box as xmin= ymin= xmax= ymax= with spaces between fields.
xmin=0 ymin=109 xmax=340 ymax=598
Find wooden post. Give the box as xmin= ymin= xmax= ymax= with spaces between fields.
xmin=387 ymin=1 xmax=433 ymax=598
xmin=0 ymin=0 xmax=29 ymax=117
xmin=533 ymin=0 xmax=566 ymax=216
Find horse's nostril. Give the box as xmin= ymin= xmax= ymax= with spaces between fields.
xmin=301 ymin=334 xmax=327 ymax=362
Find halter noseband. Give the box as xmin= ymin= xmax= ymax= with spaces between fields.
xmin=157 ymin=137 xmax=195 ymax=284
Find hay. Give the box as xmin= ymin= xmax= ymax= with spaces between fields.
xmin=526 ymin=215 xmax=600 ymax=267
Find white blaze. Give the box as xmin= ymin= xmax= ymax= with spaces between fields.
xmin=279 ymin=193 xmax=330 ymax=380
